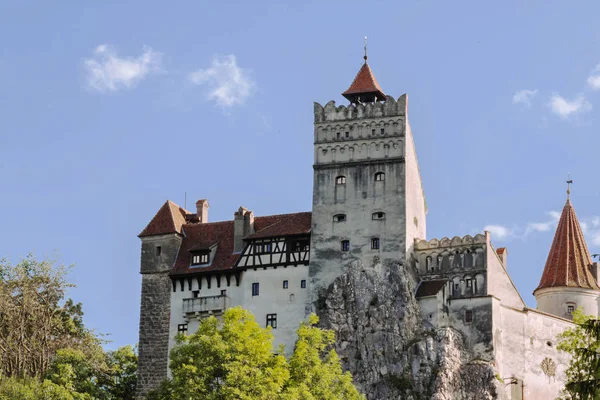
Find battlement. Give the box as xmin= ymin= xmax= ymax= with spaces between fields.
xmin=314 ymin=94 xmax=407 ymax=124
xmin=414 ymin=233 xmax=488 ymax=251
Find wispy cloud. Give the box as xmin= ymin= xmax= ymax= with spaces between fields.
xmin=483 ymin=225 xmax=512 ymax=240
xmin=188 ymin=55 xmax=255 ymax=107
xmin=587 ymin=65 xmax=600 ymax=90
xmin=512 ymin=89 xmax=538 ymax=107
xmin=84 ymin=45 xmax=162 ymax=93
xmin=549 ymin=93 xmax=591 ymax=118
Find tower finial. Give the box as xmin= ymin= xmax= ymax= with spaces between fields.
xmin=364 ymin=36 xmax=368 ymax=63
xmin=566 ymin=174 xmax=573 ymax=200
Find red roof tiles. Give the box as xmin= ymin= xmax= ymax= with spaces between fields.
xmin=535 ymin=200 xmax=600 ymax=293
xmin=496 ymin=248 xmax=506 ymax=255
xmin=165 ymin=211 xmax=311 ymax=276
xmin=138 ymin=200 xmax=188 ymax=237
xmin=342 ymin=62 xmax=386 ymax=103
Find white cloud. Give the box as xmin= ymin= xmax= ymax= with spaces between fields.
xmin=84 ymin=44 xmax=161 ymax=93
xmin=189 ymin=55 xmax=255 ymax=107
xmin=549 ymin=93 xmax=591 ymax=118
xmin=512 ymin=89 xmax=537 ymax=107
xmin=527 ymin=222 xmax=552 ymax=232
xmin=587 ymin=65 xmax=600 ymax=90
xmin=484 ymin=225 xmax=511 ymax=240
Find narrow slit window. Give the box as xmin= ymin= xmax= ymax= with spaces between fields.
xmin=156 ymin=246 xmax=162 ymax=256
xmin=333 ymin=214 xmax=346 ymax=222
xmin=283 ymin=280 xmax=289 ymax=289
xmin=374 ymin=172 xmax=385 ymax=181
xmin=371 ymin=129 xmax=375 ymax=135
xmin=371 ymin=238 xmax=380 ymax=250
xmin=301 ymin=279 xmax=306 ymax=289
xmin=341 ymin=240 xmax=350 ymax=252
xmin=252 ymin=282 xmax=259 ymax=296
xmin=464 ymin=310 xmax=473 ymax=323
xmin=335 ymin=176 xmax=346 ymax=185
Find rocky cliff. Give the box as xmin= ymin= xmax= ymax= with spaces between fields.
xmin=315 ymin=259 xmax=501 ymax=400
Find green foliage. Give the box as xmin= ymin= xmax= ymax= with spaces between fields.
xmin=557 ymin=309 xmax=600 ymax=399
xmin=0 ymin=376 xmax=76 ymax=400
xmin=147 ymin=307 xmax=364 ymax=400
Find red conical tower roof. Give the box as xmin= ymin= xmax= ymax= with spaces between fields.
xmin=342 ymin=60 xmax=386 ymax=104
xmin=534 ymin=199 xmax=600 ymax=293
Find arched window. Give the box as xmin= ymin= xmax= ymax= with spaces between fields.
xmin=372 ymin=211 xmax=385 ymax=220
xmin=335 ymin=176 xmax=346 ymax=185
xmin=333 ymin=214 xmax=346 ymax=222
xmin=374 ymin=172 xmax=385 ymax=181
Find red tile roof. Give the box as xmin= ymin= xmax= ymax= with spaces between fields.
xmin=342 ymin=62 xmax=386 ymax=103
xmin=496 ymin=248 xmax=506 ymax=255
xmin=138 ymin=200 xmax=189 ymax=237
xmin=167 ymin=211 xmax=312 ymax=276
xmin=535 ymin=199 xmax=600 ymax=293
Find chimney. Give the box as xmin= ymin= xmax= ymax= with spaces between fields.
xmin=496 ymin=247 xmax=507 ymax=269
xmin=234 ymin=206 xmax=255 ymax=253
xmin=196 ymin=199 xmax=209 ymax=223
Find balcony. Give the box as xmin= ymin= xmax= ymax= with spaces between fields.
xmin=183 ymin=295 xmax=228 ymax=317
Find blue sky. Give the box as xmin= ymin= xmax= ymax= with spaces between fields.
xmin=2 ymin=1 xmax=600 ymax=349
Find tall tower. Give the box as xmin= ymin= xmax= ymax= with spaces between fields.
xmin=308 ymin=53 xmax=427 ymax=305
xmin=534 ymin=190 xmax=600 ymax=319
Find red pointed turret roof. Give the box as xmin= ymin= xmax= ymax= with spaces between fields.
xmin=342 ymin=62 xmax=386 ymax=104
xmin=535 ymin=199 xmax=600 ymax=292
xmin=139 ymin=200 xmax=188 ymax=237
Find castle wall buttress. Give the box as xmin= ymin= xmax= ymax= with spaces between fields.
xmin=308 ymin=95 xmax=426 ymax=310
xmin=136 ymin=233 xmax=182 ymax=399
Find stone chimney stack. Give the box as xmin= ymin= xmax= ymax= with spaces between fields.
xmin=234 ymin=206 xmax=255 ymax=253
xmin=196 ymin=199 xmax=209 ymax=223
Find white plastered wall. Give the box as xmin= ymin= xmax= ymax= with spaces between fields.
xmin=535 ymin=286 xmax=600 ymax=319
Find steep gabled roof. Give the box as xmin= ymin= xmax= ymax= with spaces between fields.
xmin=169 ymin=211 xmax=312 ymax=276
xmin=342 ymin=62 xmax=386 ymax=104
xmin=535 ymin=199 xmax=600 ymax=292
xmin=139 ymin=200 xmax=188 ymax=237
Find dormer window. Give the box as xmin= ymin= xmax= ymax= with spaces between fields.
xmin=255 ymin=242 xmax=272 ymax=254
xmin=372 ymin=212 xmax=385 ymax=220
xmin=333 ymin=214 xmax=346 ymax=222
xmin=374 ymin=172 xmax=385 ymax=181
xmin=335 ymin=176 xmax=346 ymax=185
xmin=191 ymin=252 xmax=209 ymax=266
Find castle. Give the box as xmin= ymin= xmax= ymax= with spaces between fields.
xmin=135 ymin=54 xmax=600 ymax=399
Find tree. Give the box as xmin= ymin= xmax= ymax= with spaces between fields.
xmin=557 ymin=309 xmax=600 ymax=399
xmin=147 ymin=307 xmax=364 ymax=400
xmin=0 ymin=254 xmax=99 ymax=378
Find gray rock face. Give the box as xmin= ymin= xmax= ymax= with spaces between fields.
xmin=316 ymin=260 xmax=499 ymax=400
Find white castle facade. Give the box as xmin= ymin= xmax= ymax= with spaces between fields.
xmin=135 ymin=56 xmax=600 ymax=399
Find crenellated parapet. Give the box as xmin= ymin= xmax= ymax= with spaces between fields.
xmin=414 ymin=233 xmax=489 ymax=298
xmin=314 ymin=94 xmax=407 ymax=124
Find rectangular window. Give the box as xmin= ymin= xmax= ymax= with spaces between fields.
xmin=301 ymin=279 xmax=306 ymax=289
xmin=380 ymin=128 xmax=385 ymax=135
xmin=283 ymin=280 xmax=289 ymax=289
xmin=193 ymin=290 xmax=199 ymax=298
xmin=266 ymin=314 xmax=277 ymax=329
xmin=336 ymin=132 xmax=340 ymax=139
xmin=371 ymin=129 xmax=375 ymax=135
xmin=345 ymin=131 xmax=349 ymax=138
xmin=341 ymin=240 xmax=350 ymax=252
xmin=156 ymin=246 xmax=162 ymax=256
xmin=191 ymin=252 xmax=209 ymax=265
xmin=567 ymin=305 xmax=575 ymax=314
xmin=252 ymin=282 xmax=259 ymax=296
xmin=254 ymin=244 xmax=263 ymax=254
xmin=177 ymin=324 xmax=188 ymax=334
xmin=221 ymin=289 xmax=227 ymax=296
xmin=465 ymin=310 xmax=473 ymax=323
xmin=371 ymin=238 xmax=380 ymax=250
xmin=466 ymin=279 xmax=472 ymax=288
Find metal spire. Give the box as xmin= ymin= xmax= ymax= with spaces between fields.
xmin=364 ymin=36 xmax=368 ymax=63
xmin=566 ymin=174 xmax=573 ymax=200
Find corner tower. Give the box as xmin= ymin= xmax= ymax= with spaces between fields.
xmin=534 ymin=193 xmax=600 ymax=319
xmin=308 ymin=55 xmax=427 ymax=305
